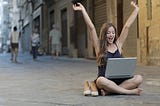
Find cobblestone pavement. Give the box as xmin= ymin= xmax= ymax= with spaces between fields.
xmin=0 ymin=53 xmax=160 ymax=106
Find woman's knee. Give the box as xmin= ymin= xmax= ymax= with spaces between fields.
xmin=134 ymin=75 xmax=143 ymax=85
xmin=96 ymin=77 xmax=108 ymax=88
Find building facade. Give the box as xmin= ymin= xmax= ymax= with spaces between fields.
xmin=18 ymin=0 xmax=160 ymax=66
xmin=46 ymin=0 xmax=138 ymax=58
xmin=138 ymin=0 xmax=160 ymax=65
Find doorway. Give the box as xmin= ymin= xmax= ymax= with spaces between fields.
xmin=61 ymin=8 xmax=68 ymax=55
xmin=117 ymin=0 xmax=123 ymax=36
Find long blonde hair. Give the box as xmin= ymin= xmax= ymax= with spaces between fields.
xmin=97 ymin=23 xmax=117 ymax=66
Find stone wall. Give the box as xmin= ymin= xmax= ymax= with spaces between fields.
xmin=138 ymin=0 xmax=160 ymax=65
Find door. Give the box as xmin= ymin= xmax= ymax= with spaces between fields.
xmin=23 ymin=24 xmax=30 ymax=52
xmin=75 ymin=0 xmax=87 ymax=57
xmin=61 ymin=8 xmax=68 ymax=55
xmin=117 ymin=0 xmax=123 ymax=36
xmin=75 ymin=11 xmax=87 ymax=57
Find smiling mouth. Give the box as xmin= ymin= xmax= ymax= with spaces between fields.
xmin=108 ymin=37 xmax=113 ymax=40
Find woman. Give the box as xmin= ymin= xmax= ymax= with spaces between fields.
xmin=31 ymin=27 xmax=40 ymax=60
xmin=73 ymin=1 xmax=143 ymax=95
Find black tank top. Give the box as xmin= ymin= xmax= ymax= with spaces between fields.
xmin=97 ymin=45 xmax=122 ymax=77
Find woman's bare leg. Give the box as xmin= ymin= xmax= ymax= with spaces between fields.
xmin=119 ymin=75 xmax=143 ymax=89
xmin=96 ymin=77 xmax=143 ymax=95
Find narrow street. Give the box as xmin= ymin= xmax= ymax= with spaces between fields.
xmin=0 ymin=53 xmax=159 ymax=106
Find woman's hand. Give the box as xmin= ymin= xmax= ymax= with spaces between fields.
xmin=131 ymin=1 xmax=139 ymax=11
xmin=72 ymin=3 xmax=85 ymax=11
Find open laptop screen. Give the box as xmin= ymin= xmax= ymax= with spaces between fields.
xmin=105 ymin=57 xmax=137 ymax=79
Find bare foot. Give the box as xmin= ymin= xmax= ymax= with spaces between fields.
xmin=100 ymin=89 xmax=110 ymax=96
xmin=137 ymin=88 xmax=143 ymax=95
xmin=131 ymin=88 xmax=143 ymax=95
xmin=100 ymin=89 xmax=106 ymax=96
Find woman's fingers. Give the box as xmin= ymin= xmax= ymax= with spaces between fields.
xmin=131 ymin=1 xmax=136 ymax=6
xmin=131 ymin=1 xmax=139 ymax=12
xmin=72 ymin=4 xmax=79 ymax=10
xmin=72 ymin=3 xmax=83 ymax=11
xmin=131 ymin=1 xmax=138 ymax=8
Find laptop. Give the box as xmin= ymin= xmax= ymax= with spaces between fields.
xmin=105 ymin=57 xmax=137 ymax=79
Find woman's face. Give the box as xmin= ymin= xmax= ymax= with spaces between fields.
xmin=106 ymin=26 xmax=116 ymax=44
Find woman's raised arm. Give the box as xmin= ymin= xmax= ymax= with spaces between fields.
xmin=73 ymin=3 xmax=99 ymax=57
xmin=117 ymin=1 xmax=139 ymax=51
